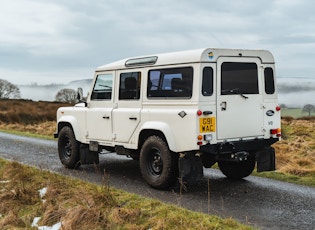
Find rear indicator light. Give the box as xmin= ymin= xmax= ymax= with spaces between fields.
xmin=197 ymin=135 xmax=203 ymax=140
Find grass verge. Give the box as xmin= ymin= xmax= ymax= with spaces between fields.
xmin=0 ymin=158 xmax=253 ymax=229
xmin=252 ymin=171 xmax=315 ymax=187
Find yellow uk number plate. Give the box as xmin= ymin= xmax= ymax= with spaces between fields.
xmin=199 ymin=117 xmax=216 ymax=133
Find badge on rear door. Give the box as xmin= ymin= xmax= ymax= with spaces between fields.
xmin=266 ymin=110 xmax=275 ymax=116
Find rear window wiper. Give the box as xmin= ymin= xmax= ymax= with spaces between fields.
xmin=221 ymin=88 xmax=248 ymax=99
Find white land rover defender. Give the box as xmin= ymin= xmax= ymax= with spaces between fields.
xmin=55 ymin=48 xmax=281 ymax=189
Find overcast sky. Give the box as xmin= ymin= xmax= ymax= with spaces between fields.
xmin=1 ymin=0 xmax=315 ymax=85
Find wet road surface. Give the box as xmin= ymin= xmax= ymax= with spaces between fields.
xmin=0 ymin=132 xmax=314 ymax=230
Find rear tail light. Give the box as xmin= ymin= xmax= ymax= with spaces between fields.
xmin=270 ymin=128 xmax=281 ymax=137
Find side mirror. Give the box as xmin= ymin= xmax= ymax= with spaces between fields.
xmin=77 ymin=87 xmax=83 ymax=101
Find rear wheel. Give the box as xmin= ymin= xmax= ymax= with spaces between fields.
xmin=139 ymin=136 xmax=178 ymax=189
xmin=58 ymin=126 xmax=81 ymax=169
xmin=218 ymin=155 xmax=255 ymax=179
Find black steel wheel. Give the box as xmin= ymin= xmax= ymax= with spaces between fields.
xmin=218 ymin=154 xmax=255 ymax=179
xmin=58 ymin=126 xmax=81 ymax=169
xmin=140 ymin=136 xmax=178 ymax=189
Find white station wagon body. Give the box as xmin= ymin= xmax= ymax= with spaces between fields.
xmin=55 ymin=48 xmax=281 ymax=189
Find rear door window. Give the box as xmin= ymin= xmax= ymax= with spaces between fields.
xmin=221 ymin=62 xmax=258 ymax=95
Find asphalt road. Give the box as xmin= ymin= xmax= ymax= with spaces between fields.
xmin=0 ymin=132 xmax=314 ymax=230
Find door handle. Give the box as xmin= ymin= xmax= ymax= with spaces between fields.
xmin=102 ymin=116 xmax=110 ymax=119
xmin=129 ymin=117 xmax=137 ymax=120
xmin=220 ymin=101 xmax=227 ymax=111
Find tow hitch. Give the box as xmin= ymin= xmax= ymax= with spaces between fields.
xmin=231 ymin=151 xmax=249 ymax=161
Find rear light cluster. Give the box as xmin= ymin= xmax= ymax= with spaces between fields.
xmin=270 ymin=106 xmax=281 ymax=137
xmin=197 ymin=110 xmax=204 ymax=145
xmin=270 ymin=128 xmax=281 ymax=137
xmin=196 ymin=110 xmax=213 ymax=145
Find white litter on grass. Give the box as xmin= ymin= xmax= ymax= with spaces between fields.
xmin=38 ymin=187 xmax=47 ymax=203
xmin=38 ymin=187 xmax=47 ymax=198
xmin=31 ymin=217 xmax=62 ymax=230
xmin=0 ymin=180 xmax=10 ymax=183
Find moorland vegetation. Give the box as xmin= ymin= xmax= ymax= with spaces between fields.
xmin=0 ymin=99 xmax=314 ymax=185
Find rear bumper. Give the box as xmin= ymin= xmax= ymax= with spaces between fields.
xmin=200 ymin=138 xmax=279 ymax=154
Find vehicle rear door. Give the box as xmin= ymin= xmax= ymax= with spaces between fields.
xmin=216 ymin=57 xmax=264 ymax=140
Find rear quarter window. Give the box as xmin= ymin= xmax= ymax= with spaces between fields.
xmin=264 ymin=67 xmax=275 ymax=94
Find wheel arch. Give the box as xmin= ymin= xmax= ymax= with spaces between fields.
xmin=138 ymin=121 xmax=177 ymax=152
xmin=57 ymin=116 xmax=82 ymax=141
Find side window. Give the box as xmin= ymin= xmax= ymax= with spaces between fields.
xmin=264 ymin=67 xmax=275 ymax=94
xmin=147 ymin=67 xmax=193 ymax=98
xmin=119 ymin=72 xmax=141 ymax=100
xmin=202 ymin=67 xmax=213 ymax=96
xmin=91 ymin=74 xmax=113 ymax=100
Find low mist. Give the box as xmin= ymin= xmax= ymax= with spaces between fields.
xmin=19 ymin=79 xmax=92 ymax=102
xmin=277 ymin=77 xmax=315 ymax=107
xmin=18 ymin=77 xmax=315 ymax=108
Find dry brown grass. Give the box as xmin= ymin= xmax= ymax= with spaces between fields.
xmin=274 ymin=119 xmax=315 ymax=176
xmin=0 ymin=99 xmax=70 ymax=124
xmin=0 ymin=121 xmax=56 ymax=136
xmin=0 ymin=159 xmax=251 ymax=229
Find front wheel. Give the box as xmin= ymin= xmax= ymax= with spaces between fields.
xmin=139 ymin=136 xmax=178 ymax=189
xmin=218 ymin=155 xmax=255 ymax=179
xmin=58 ymin=126 xmax=81 ymax=169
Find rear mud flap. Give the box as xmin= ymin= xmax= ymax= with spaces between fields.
xmin=256 ymin=147 xmax=276 ymax=172
xmin=80 ymin=144 xmax=99 ymax=165
xmin=178 ymin=154 xmax=204 ymax=184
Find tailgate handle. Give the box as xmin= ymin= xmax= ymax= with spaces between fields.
xmin=102 ymin=116 xmax=110 ymax=119
xmin=220 ymin=101 xmax=227 ymax=111
xmin=129 ymin=116 xmax=137 ymax=120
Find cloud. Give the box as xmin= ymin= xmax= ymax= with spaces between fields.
xmin=1 ymin=0 xmax=315 ymax=86
xmin=0 ymin=0 xmax=85 ymax=55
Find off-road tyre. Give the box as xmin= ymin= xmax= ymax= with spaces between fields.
xmin=218 ymin=154 xmax=256 ymax=179
xmin=140 ymin=136 xmax=178 ymax=189
xmin=58 ymin=126 xmax=81 ymax=169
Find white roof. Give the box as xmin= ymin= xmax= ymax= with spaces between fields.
xmin=96 ymin=48 xmax=274 ymax=71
